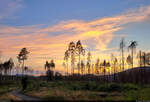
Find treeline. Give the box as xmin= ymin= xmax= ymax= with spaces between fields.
xmin=0 ymin=47 xmax=30 ymax=76
xmin=0 ymin=58 xmax=14 ymax=75
xmin=63 ymin=39 xmax=150 ymax=77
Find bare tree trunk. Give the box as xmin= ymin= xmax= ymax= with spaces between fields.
xmin=71 ymin=53 xmax=74 ymax=75
xmin=78 ymin=53 xmax=80 ymax=75
xmin=104 ymin=67 xmax=106 ymax=83
xmin=114 ymin=63 xmax=116 ymax=82
xmin=67 ymin=60 xmax=68 ymax=75
xmin=122 ymin=47 xmax=124 ymax=71
xmin=132 ymin=49 xmax=134 ymax=69
xmin=143 ymin=52 xmax=146 ymax=67
xmin=139 ymin=51 xmax=142 ymax=68
xmin=22 ymin=60 xmax=24 ymax=75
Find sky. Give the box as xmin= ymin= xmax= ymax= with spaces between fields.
xmin=0 ymin=0 xmax=150 ymax=73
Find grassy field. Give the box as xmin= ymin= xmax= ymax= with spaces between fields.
xmin=0 ymin=80 xmax=22 ymax=101
xmin=1 ymin=78 xmax=150 ymax=101
xmin=22 ymin=79 xmax=150 ymax=101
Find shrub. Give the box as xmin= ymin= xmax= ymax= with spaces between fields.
xmin=123 ymin=83 xmax=139 ymax=91
xmin=108 ymin=83 xmax=122 ymax=91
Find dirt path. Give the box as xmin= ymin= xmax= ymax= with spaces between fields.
xmin=11 ymin=90 xmax=44 ymax=101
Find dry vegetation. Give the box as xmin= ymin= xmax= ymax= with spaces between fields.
xmin=23 ymin=79 xmax=150 ymax=101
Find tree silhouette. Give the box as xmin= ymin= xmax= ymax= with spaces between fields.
xmin=103 ymin=60 xmax=106 ymax=82
xmin=75 ymin=40 xmax=85 ymax=74
xmin=87 ymin=51 xmax=92 ymax=74
xmin=45 ymin=60 xmax=55 ymax=81
xmin=95 ymin=58 xmax=100 ymax=74
xmin=68 ymin=42 xmax=76 ymax=74
xmin=128 ymin=41 xmax=138 ymax=68
xmin=3 ymin=58 xmax=14 ymax=75
xmin=64 ymin=50 xmax=69 ymax=75
xmin=106 ymin=61 xmax=110 ymax=82
xmin=111 ymin=54 xmax=118 ymax=81
xmin=126 ymin=54 xmax=132 ymax=69
xmin=50 ymin=60 xmax=55 ymax=69
xmin=142 ymin=52 xmax=146 ymax=67
xmin=62 ymin=62 xmax=66 ymax=75
xmin=81 ymin=60 xmax=85 ymax=74
xmin=45 ymin=61 xmax=50 ymax=70
xmin=17 ymin=48 xmax=29 ymax=74
xmin=144 ymin=52 xmax=150 ymax=66
xmin=8 ymin=58 xmax=14 ymax=75
xmin=137 ymin=50 xmax=142 ymax=67
xmin=120 ymin=38 xmax=125 ymax=71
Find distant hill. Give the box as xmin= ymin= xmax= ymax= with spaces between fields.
xmin=113 ymin=67 xmax=150 ymax=83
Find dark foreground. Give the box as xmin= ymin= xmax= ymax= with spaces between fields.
xmin=1 ymin=79 xmax=150 ymax=101
xmin=1 ymin=67 xmax=150 ymax=101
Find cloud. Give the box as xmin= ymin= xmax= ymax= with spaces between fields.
xmin=0 ymin=5 xmax=150 ymax=71
xmin=0 ymin=0 xmax=23 ymax=20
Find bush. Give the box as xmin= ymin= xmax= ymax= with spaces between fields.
xmin=39 ymin=81 xmax=48 ymax=87
xmin=27 ymin=79 xmax=40 ymax=91
xmin=123 ymin=83 xmax=139 ymax=91
xmin=108 ymin=83 xmax=122 ymax=91
xmin=96 ymin=83 xmax=120 ymax=92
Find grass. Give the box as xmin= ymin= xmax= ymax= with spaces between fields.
xmin=1 ymin=78 xmax=150 ymax=101
xmin=23 ymin=79 xmax=150 ymax=101
xmin=0 ymin=80 xmax=22 ymax=101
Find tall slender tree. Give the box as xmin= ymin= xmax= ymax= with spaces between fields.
xmin=3 ymin=59 xmax=14 ymax=75
xmin=81 ymin=60 xmax=85 ymax=74
xmin=111 ymin=54 xmax=117 ymax=81
xmin=75 ymin=40 xmax=85 ymax=74
xmin=126 ymin=54 xmax=132 ymax=69
xmin=64 ymin=50 xmax=69 ymax=75
xmin=142 ymin=52 xmax=146 ymax=67
xmin=120 ymin=38 xmax=125 ymax=71
xmin=128 ymin=41 xmax=138 ymax=68
xmin=62 ymin=62 xmax=66 ymax=75
xmin=103 ymin=60 xmax=106 ymax=82
xmin=137 ymin=50 xmax=142 ymax=67
xmin=87 ymin=51 xmax=92 ymax=74
xmin=95 ymin=58 xmax=100 ymax=74
xmin=68 ymin=42 xmax=76 ymax=74
xmin=8 ymin=58 xmax=14 ymax=75
xmin=17 ymin=48 xmax=29 ymax=74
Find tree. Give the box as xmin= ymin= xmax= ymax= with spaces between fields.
xmin=126 ymin=54 xmax=132 ymax=69
xmin=17 ymin=48 xmax=29 ymax=74
xmin=128 ymin=41 xmax=138 ymax=68
xmin=111 ymin=54 xmax=118 ymax=81
xmin=81 ymin=60 xmax=85 ymax=74
xmin=8 ymin=58 xmax=14 ymax=75
xmin=87 ymin=51 xmax=92 ymax=74
xmin=75 ymin=40 xmax=85 ymax=74
xmin=62 ymin=62 xmax=67 ymax=75
xmin=142 ymin=52 xmax=146 ymax=67
xmin=64 ymin=50 xmax=69 ymax=75
xmin=68 ymin=42 xmax=76 ymax=74
xmin=103 ymin=60 xmax=106 ymax=82
xmin=45 ymin=60 xmax=55 ymax=81
xmin=45 ymin=61 xmax=50 ymax=70
xmin=137 ymin=50 xmax=143 ymax=67
xmin=3 ymin=58 xmax=14 ymax=75
xmin=95 ymin=58 xmax=100 ymax=74
xmin=50 ymin=60 xmax=55 ymax=69
xmin=144 ymin=52 xmax=150 ymax=66
xmin=120 ymin=38 xmax=125 ymax=71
